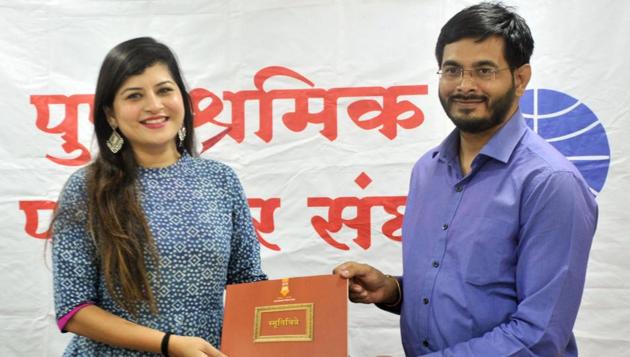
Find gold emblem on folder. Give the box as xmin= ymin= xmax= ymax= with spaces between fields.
xmin=280 ymin=278 xmax=290 ymax=297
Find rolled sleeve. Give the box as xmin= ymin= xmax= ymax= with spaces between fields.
xmin=52 ymin=170 xmax=100 ymax=329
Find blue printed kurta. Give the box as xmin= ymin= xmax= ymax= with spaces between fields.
xmin=52 ymin=154 xmax=267 ymax=356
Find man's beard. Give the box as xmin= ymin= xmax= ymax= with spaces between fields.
xmin=439 ymin=84 xmax=516 ymax=134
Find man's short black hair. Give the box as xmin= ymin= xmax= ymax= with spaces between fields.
xmin=435 ymin=2 xmax=534 ymax=69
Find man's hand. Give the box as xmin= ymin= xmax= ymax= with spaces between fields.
xmin=333 ymin=261 xmax=399 ymax=305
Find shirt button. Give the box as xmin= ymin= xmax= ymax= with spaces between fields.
xmin=422 ymin=339 xmax=429 ymax=347
xmin=455 ymin=185 xmax=463 ymax=192
xmin=423 ymin=297 xmax=429 ymax=304
xmin=432 ymin=261 xmax=439 ymax=268
xmin=442 ymin=223 xmax=449 ymax=230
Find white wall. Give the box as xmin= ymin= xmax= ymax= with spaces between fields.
xmin=0 ymin=1 xmax=627 ymax=356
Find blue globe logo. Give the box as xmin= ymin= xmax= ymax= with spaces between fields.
xmin=520 ymin=89 xmax=610 ymax=195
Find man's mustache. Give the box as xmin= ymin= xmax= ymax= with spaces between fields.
xmin=448 ymin=94 xmax=488 ymax=101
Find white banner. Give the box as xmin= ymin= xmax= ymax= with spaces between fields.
xmin=0 ymin=1 xmax=627 ymax=356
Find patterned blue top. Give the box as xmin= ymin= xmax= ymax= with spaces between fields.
xmin=52 ymin=154 xmax=267 ymax=356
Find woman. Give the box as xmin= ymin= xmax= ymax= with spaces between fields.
xmin=52 ymin=37 xmax=266 ymax=356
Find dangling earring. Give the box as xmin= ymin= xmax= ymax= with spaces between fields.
xmin=106 ymin=127 xmax=124 ymax=153
xmin=178 ymin=126 xmax=186 ymax=147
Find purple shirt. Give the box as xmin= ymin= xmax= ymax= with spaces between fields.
xmin=400 ymin=111 xmax=597 ymax=356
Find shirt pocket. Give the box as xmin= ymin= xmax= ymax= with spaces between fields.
xmin=463 ymin=217 xmax=517 ymax=287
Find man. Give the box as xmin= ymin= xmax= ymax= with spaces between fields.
xmin=334 ymin=2 xmax=598 ymax=356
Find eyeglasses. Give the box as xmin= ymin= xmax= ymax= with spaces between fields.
xmin=437 ymin=66 xmax=512 ymax=82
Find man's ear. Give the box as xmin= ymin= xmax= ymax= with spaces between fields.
xmin=514 ymin=64 xmax=532 ymax=97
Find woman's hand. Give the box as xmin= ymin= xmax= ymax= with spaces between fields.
xmin=62 ymin=305 xmax=228 ymax=356
xmin=169 ymin=335 xmax=228 ymax=357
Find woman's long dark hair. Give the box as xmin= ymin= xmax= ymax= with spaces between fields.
xmin=88 ymin=37 xmax=196 ymax=315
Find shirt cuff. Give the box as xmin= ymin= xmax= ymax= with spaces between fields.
xmin=57 ymin=301 xmax=95 ymax=332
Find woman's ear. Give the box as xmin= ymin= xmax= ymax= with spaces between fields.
xmin=105 ymin=107 xmax=117 ymax=128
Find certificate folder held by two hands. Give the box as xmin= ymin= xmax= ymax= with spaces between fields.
xmin=221 ymin=274 xmax=348 ymax=357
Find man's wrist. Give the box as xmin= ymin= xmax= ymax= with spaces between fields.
xmin=382 ymin=275 xmax=402 ymax=307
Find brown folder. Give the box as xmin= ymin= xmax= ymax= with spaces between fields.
xmin=221 ymin=274 xmax=348 ymax=356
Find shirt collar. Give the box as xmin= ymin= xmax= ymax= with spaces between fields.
xmin=480 ymin=110 xmax=527 ymax=163
xmin=433 ymin=110 xmax=527 ymax=165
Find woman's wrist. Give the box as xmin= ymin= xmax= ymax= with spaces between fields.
xmin=161 ymin=332 xmax=171 ymax=356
